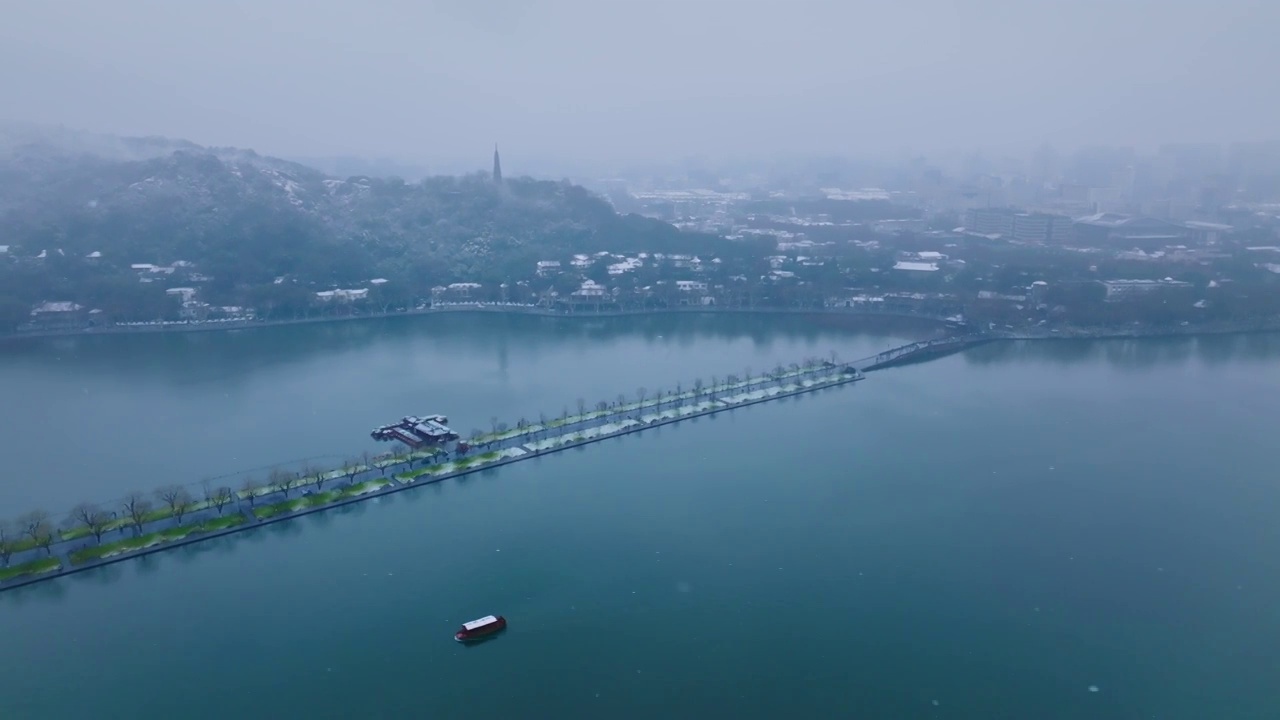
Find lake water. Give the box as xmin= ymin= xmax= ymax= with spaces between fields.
xmin=2 ymin=315 xmax=1279 ymax=719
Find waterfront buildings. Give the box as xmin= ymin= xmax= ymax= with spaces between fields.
xmin=1072 ymin=213 xmax=1188 ymax=248
xmin=963 ymin=208 xmax=1073 ymax=243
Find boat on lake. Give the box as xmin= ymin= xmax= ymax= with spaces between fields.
xmin=455 ymin=615 xmax=506 ymax=642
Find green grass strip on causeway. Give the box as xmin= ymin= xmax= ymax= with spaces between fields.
xmin=0 ymin=557 xmax=62 ymax=583
xmin=68 ymin=516 xmax=246 ymax=565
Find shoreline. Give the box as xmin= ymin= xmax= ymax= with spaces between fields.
xmin=4 ymin=303 xmax=1276 ymax=345
xmin=0 ymin=305 xmax=952 ymax=342
xmin=1003 ymin=321 xmax=1280 ymax=342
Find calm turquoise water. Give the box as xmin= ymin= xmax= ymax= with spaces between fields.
xmin=2 ymin=316 xmax=1279 ymax=719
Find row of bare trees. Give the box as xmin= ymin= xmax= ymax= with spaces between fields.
xmin=4 ymin=449 xmax=417 ymax=564
xmin=69 ymin=481 xmax=239 ymax=543
xmin=233 ymin=447 xmax=441 ymax=507
xmin=240 ymin=465 xmax=322 ymax=506
xmin=1 ymin=355 xmax=844 ymax=568
xmin=453 ymin=361 xmax=849 ymax=450
xmin=0 ymin=479 xmax=233 ymax=564
xmin=18 ymin=459 xmax=370 ymax=559
xmin=453 ymin=360 xmax=842 ymax=450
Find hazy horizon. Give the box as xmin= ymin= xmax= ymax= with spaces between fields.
xmin=3 ymin=0 xmax=1279 ymax=170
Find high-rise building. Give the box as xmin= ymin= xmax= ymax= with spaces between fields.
xmin=965 ymin=207 xmax=1072 ymax=242
xmin=492 ymin=145 xmax=502 ymax=183
xmin=1012 ymin=212 xmax=1073 ymax=244
xmin=964 ymin=207 xmax=1016 ymax=236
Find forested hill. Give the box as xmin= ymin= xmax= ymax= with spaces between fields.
xmin=0 ymin=133 xmax=747 ymax=326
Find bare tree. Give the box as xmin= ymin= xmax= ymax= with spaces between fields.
xmin=490 ymin=416 xmax=499 ymax=434
xmin=241 ymin=476 xmax=262 ymax=507
xmin=157 ymin=486 xmax=195 ymax=526
xmin=616 ymin=393 xmax=627 ymax=410
xmin=378 ymin=453 xmax=402 ymax=475
xmin=576 ymin=398 xmax=586 ymax=417
xmin=496 ymin=422 xmax=509 ymax=435
xmin=342 ymin=459 xmax=361 ymax=485
xmin=121 ymin=493 xmax=152 ymax=536
xmin=206 ymin=485 xmax=234 ymax=515
xmin=301 ymin=464 xmax=328 ymax=491
xmin=0 ymin=522 xmax=14 ymax=567
xmin=68 ymin=503 xmax=112 ymax=544
xmin=391 ymin=446 xmax=414 ymax=470
xmin=269 ymin=468 xmax=296 ymax=496
xmin=596 ymin=400 xmax=608 ymax=414
xmin=201 ymin=479 xmax=215 ymax=510
xmin=21 ymin=511 xmax=55 ymax=556
xmin=636 ymin=387 xmax=647 ymax=408
xmin=538 ymin=411 xmax=548 ymax=428
xmin=469 ymin=428 xmax=484 ymax=447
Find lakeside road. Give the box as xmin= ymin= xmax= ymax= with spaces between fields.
xmin=1003 ymin=321 xmax=1280 ymax=340
xmin=0 ymin=303 xmax=954 ymax=341
xmin=4 ymin=302 xmax=1276 ymax=344
xmin=0 ymin=360 xmax=862 ymax=592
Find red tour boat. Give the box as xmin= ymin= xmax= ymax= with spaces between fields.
xmin=455 ymin=615 xmax=506 ymax=642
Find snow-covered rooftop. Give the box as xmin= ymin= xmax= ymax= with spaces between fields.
xmin=893 ymin=261 xmax=940 ymax=272
xmin=33 ymin=301 xmax=83 ymax=314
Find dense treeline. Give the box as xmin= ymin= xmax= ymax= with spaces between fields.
xmin=0 ymin=145 xmax=754 ymax=328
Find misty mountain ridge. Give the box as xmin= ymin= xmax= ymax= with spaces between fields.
xmin=0 ymin=120 xmax=305 ymax=170
xmin=0 ymin=125 xmax=737 ymax=326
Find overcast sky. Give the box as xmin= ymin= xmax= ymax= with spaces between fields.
xmin=2 ymin=0 xmax=1277 ymax=169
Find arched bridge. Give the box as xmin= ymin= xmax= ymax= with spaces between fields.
xmin=851 ymin=334 xmax=993 ymax=372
